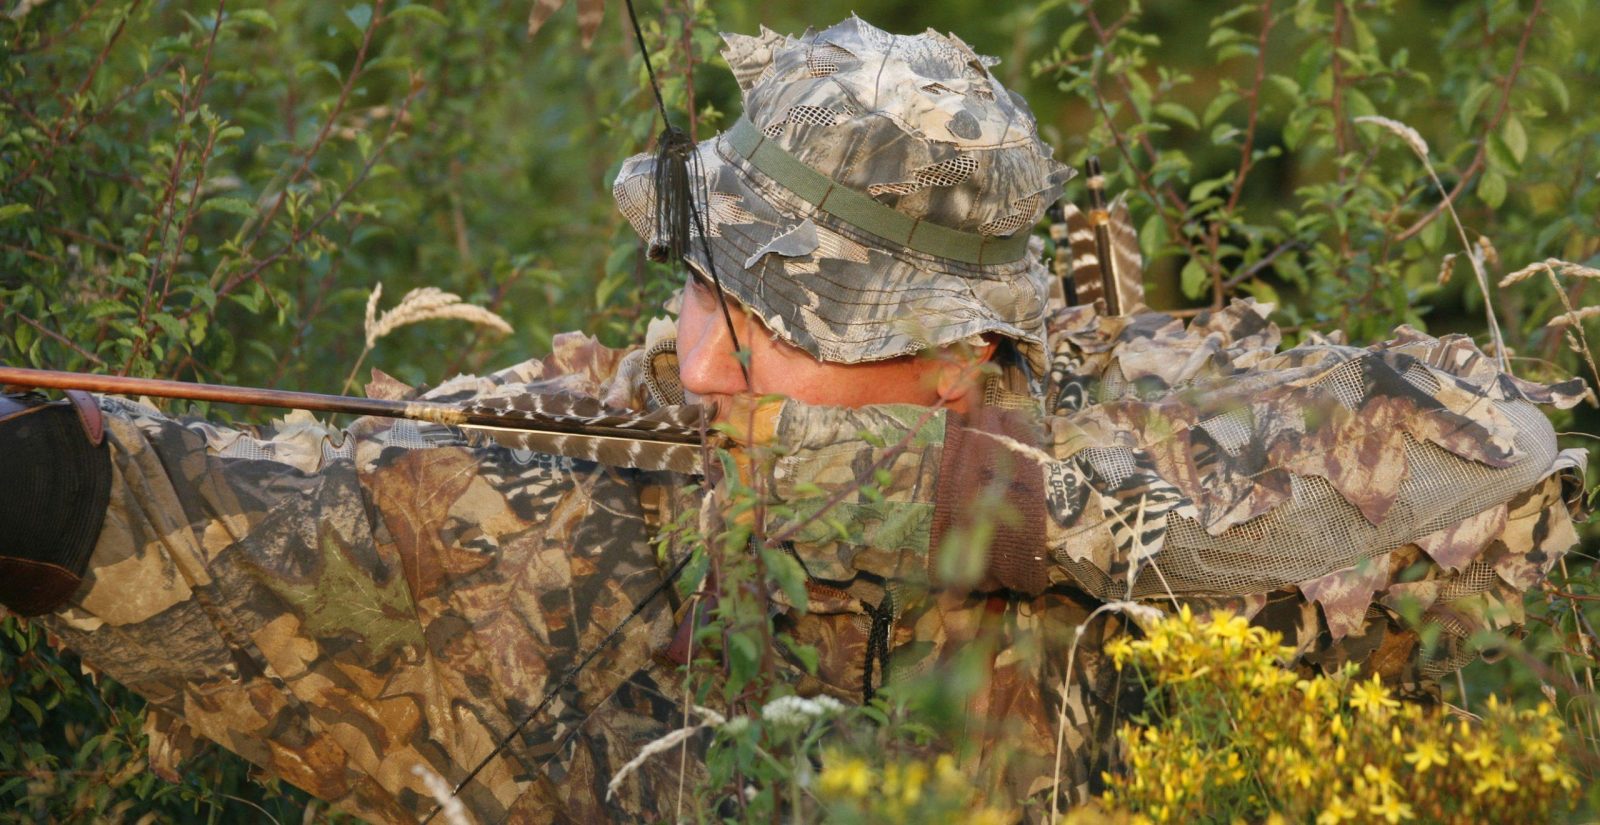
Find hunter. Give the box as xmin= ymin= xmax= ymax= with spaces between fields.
xmin=0 ymin=17 xmax=1587 ymax=823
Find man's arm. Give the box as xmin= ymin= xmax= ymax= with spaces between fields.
xmin=0 ymin=346 xmax=687 ymax=824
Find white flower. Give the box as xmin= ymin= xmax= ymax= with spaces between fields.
xmin=760 ymin=694 xmax=846 ymax=726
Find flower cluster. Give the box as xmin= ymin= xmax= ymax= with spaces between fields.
xmin=760 ymin=694 xmax=846 ymax=727
xmin=816 ymin=751 xmax=1012 ymax=824
xmin=1088 ymin=607 xmax=1579 ymax=823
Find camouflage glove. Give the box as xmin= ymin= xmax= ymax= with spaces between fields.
xmin=0 ymin=390 xmax=111 ymax=616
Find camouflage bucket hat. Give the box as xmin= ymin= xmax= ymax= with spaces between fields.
xmin=612 ymin=16 xmax=1073 ymax=376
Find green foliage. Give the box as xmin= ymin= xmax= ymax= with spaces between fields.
xmin=3 ymin=0 xmax=1598 ymax=820
xmin=1030 ymin=0 xmax=1599 ymax=349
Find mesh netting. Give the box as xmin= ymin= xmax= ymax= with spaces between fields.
xmin=764 ymin=105 xmax=848 ymax=138
xmin=806 ymin=43 xmax=854 ymax=77
xmin=612 ymin=174 xmax=655 ymax=240
xmin=786 ymin=104 xmax=847 ymax=127
xmin=1058 ymin=394 xmax=1555 ymax=601
xmin=979 ymin=195 xmax=1043 ymax=237
xmin=867 ymin=155 xmax=979 ymax=198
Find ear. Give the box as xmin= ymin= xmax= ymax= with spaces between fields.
xmin=934 ymin=337 xmax=998 ymax=410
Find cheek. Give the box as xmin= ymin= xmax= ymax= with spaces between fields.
xmin=748 ymin=343 xmax=943 ymax=407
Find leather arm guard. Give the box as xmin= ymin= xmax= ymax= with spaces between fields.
xmin=929 ymin=407 xmax=1051 ymax=596
xmin=0 ymin=390 xmax=111 ymax=616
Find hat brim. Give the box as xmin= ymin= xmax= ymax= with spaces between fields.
xmin=613 ymin=132 xmax=1051 ymax=376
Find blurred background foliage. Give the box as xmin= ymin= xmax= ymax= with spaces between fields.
xmin=1 ymin=0 xmax=1597 ymax=820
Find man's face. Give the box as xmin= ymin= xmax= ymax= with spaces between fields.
xmin=676 ymin=276 xmax=977 ymax=421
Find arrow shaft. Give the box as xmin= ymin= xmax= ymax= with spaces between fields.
xmin=0 ymin=366 xmax=704 ymax=446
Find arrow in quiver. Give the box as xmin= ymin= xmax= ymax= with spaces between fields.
xmin=1057 ymin=157 xmax=1146 ymax=316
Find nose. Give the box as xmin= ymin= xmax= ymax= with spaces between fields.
xmin=676 ymin=285 xmax=750 ymax=402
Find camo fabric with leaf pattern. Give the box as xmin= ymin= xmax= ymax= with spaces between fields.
xmin=19 ymin=307 xmax=1587 ymax=823
xmin=35 ymin=334 xmax=705 ymax=824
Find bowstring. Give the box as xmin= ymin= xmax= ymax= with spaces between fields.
xmin=422 ymin=7 xmax=737 ymax=819
xmin=623 ymin=0 xmax=749 ymax=387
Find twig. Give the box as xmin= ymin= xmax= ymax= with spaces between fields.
xmin=1207 ymin=0 xmax=1277 ymax=307
xmin=3 ymin=0 xmax=145 ymax=198
xmin=14 ymin=314 xmax=107 ymax=367
xmin=231 ymin=0 xmax=390 ymax=260
xmin=1222 ymin=240 xmax=1299 ymax=290
xmin=205 ymin=77 xmax=421 ymax=309
xmin=1394 ymin=0 xmax=1543 ymax=243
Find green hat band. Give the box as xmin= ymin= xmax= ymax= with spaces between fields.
xmin=725 ymin=117 xmax=1033 ymax=267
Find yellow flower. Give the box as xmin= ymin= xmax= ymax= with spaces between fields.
xmin=1455 ymin=738 xmax=1498 ymax=769
xmin=1106 ymin=636 xmax=1136 ymax=669
xmin=898 ymin=760 xmax=927 ymax=804
xmin=1538 ymin=761 xmax=1579 ymax=792
xmin=1144 ymin=632 xmax=1172 ymax=664
xmin=1317 ymin=796 xmax=1360 ymax=824
xmin=1287 ymin=759 xmax=1316 ymax=789
xmin=1350 ymin=675 xmax=1399 ymax=718
xmin=818 ymin=755 xmax=873 ymax=798
xmin=1368 ymin=795 xmax=1415 ymax=823
xmin=1210 ymin=611 xmax=1251 ymax=644
xmin=968 ymin=807 xmax=1012 ymax=825
xmin=1362 ymin=764 xmax=1396 ymax=792
xmin=1470 ymin=767 xmax=1518 ymax=796
xmin=1403 ymin=741 xmax=1448 ymax=773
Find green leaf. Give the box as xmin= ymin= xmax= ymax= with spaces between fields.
xmin=1267 ymin=74 xmax=1300 ymax=100
xmin=344 ymin=4 xmax=373 ymax=32
xmin=1343 ymin=86 xmax=1376 ymax=121
xmin=935 ymin=522 xmax=990 ymax=588
xmin=1154 ymin=101 xmax=1199 ymax=130
xmin=1419 ymin=212 xmax=1447 ymax=252
xmin=1283 ymin=109 xmax=1317 ymax=151
xmin=759 ymin=546 xmax=810 ymax=613
xmin=230 ymin=8 xmax=276 ymax=31
xmin=1485 ymin=131 xmax=1520 ymax=174
xmin=151 ymin=312 xmax=185 ymax=341
xmin=1529 ymin=65 xmax=1570 ymax=112
xmin=1478 ymin=170 xmax=1507 ymax=209
xmin=200 ymin=196 xmax=255 ymax=217
xmin=1501 ymin=115 xmax=1527 ymax=165
xmin=14 ymin=695 xmax=41 ymax=727
xmin=388 ymin=4 xmax=450 ymax=26
xmin=1202 ymin=91 xmax=1238 ymax=127
xmin=0 ymin=203 xmax=33 ymax=223
xmin=1189 ymin=174 xmax=1233 ymax=203
xmin=1181 ymin=259 xmax=1210 ymax=299
xmin=1457 ymin=82 xmax=1495 ymax=131
xmin=780 ymin=637 xmax=820 ymax=675
xmin=1139 ymin=211 xmax=1167 ymax=261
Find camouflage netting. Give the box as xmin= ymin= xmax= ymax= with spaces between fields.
xmin=1043 ymin=299 xmax=1588 ymax=678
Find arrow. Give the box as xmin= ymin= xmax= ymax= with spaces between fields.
xmin=0 ymin=366 xmax=715 ymax=475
